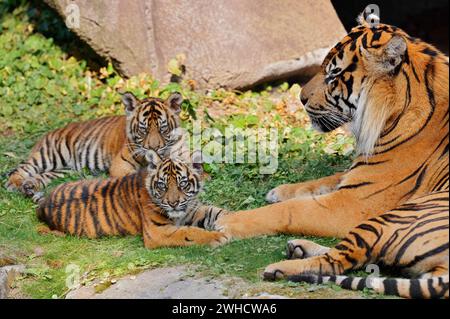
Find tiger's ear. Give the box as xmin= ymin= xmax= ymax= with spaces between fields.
xmin=383 ymin=36 xmax=407 ymax=69
xmin=190 ymin=150 xmax=204 ymax=175
xmin=122 ymin=92 xmax=139 ymax=116
xmin=166 ymin=92 xmax=183 ymax=114
xmin=145 ymin=149 xmax=162 ymax=171
xmin=362 ymin=35 xmax=407 ymax=74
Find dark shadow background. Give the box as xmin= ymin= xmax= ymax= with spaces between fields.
xmin=332 ymin=0 xmax=449 ymax=54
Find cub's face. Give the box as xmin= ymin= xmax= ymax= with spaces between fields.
xmin=122 ymin=92 xmax=183 ymax=161
xmin=300 ymin=20 xmax=409 ymax=133
xmin=145 ymin=152 xmax=203 ymax=220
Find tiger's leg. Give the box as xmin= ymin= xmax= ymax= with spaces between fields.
xmin=5 ymin=127 xmax=76 ymax=197
xmin=216 ymin=188 xmax=382 ymax=239
xmin=23 ymin=171 xmax=67 ymax=200
xmin=286 ymin=239 xmax=331 ymax=260
xmin=420 ymin=266 xmax=449 ymax=279
xmin=266 ymin=172 xmax=344 ymax=203
xmin=263 ymin=225 xmax=379 ymax=280
xmin=182 ymin=205 xmax=230 ymax=231
xmin=262 ymin=192 xmax=449 ymax=280
xmin=7 ymin=160 xmax=67 ymax=198
xmin=142 ymin=224 xmax=230 ymax=249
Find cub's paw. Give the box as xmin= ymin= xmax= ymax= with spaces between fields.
xmin=21 ymin=179 xmax=38 ymax=197
xmin=286 ymin=239 xmax=330 ymax=260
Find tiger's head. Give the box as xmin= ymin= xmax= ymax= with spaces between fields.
xmin=121 ymin=92 xmax=183 ymax=163
xmin=300 ymin=12 xmax=446 ymax=156
xmin=144 ymin=150 xmax=203 ymax=220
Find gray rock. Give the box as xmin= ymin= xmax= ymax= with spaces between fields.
xmin=67 ymin=266 xmax=229 ymax=299
xmin=0 ymin=269 xmax=7 ymax=299
xmin=0 ymin=265 xmax=25 ymax=299
xmin=44 ymin=0 xmax=346 ymax=89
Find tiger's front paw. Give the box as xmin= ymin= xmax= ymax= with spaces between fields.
xmin=286 ymin=239 xmax=331 ymax=260
xmin=263 ymin=260 xmax=303 ymax=281
xmin=21 ymin=179 xmax=39 ymax=198
xmin=265 ymin=187 xmax=283 ymax=203
xmin=265 ymin=185 xmax=295 ymax=203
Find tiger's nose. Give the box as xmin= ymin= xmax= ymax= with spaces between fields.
xmin=168 ymin=200 xmax=179 ymax=208
xmin=147 ymin=137 xmax=163 ymax=150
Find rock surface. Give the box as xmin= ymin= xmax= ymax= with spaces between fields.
xmin=44 ymin=0 xmax=346 ymax=88
xmin=67 ymin=266 xmax=239 ymax=299
xmin=64 ymin=265 xmax=372 ymax=299
xmin=0 ymin=265 xmax=25 ymax=299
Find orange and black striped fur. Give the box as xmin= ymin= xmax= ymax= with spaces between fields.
xmin=6 ymin=92 xmax=183 ymax=201
xmin=37 ymin=151 xmax=229 ymax=248
xmin=216 ymin=14 xmax=449 ymax=298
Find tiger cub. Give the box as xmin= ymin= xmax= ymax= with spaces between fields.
xmin=6 ymin=92 xmax=183 ymax=201
xmin=36 ymin=150 xmax=229 ymax=249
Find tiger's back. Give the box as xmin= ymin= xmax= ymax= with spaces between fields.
xmin=31 ymin=116 xmax=126 ymax=173
xmin=37 ymin=170 xmax=145 ymax=238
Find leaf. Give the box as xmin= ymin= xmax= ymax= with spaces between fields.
xmin=0 ymin=104 xmax=13 ymax=116
xmin=167 ymin=58 xmax=182 ymax=76
xmin=240 ymin=196 xmax=255 ymax=207
xmin=289 ymin=83 xmax=302 ymax=100
xmin=342 ymin=144 xmax=355 ymax=156
xmin=160 ymin=82 xmax=182 ymax=95
xmin=323 ymin=145 xmax=337 ymax=155
xmin=3 ymin=152 xmax=17 ymax=158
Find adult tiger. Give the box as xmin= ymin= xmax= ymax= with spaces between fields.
xmin=37 ymin=150 xmax=229 ymax=248
xmin=6 ymin=92 xmax=183 ymax=201
xmin=216 ymin=14 xmax=449 ymax=298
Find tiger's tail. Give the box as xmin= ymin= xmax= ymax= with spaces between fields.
xmin=288 ymin=274 xmax=449 ymax=299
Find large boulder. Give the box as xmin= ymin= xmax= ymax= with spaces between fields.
xmin=44 ymin=0 xmax=346 ymax=89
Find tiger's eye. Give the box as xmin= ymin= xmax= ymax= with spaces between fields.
xmin=157 ymin=181 xmax=166 ymax=190
xmin=179 ymin=180 xmax=188 ymax=188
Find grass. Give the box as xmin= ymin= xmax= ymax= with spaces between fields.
xmin=0 ymin=1 xmax=376 ymax=299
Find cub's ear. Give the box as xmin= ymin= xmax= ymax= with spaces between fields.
xmin=166 ymin=92 xmax=183 ymax=114
xmin=363 ymin=35 xmax=407 ymax=74
xmin=122 ymin=92 xmax=139 ymax=115
xmin=190 ymin=150 xmax=204 ymax=175
xmin=145 ymin=149 xmax=162 ymax=170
